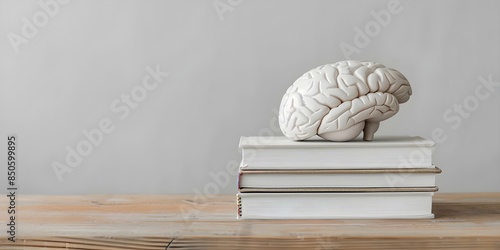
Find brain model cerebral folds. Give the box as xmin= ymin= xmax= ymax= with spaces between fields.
xmin=278 ymin=60 xmax=412 ymax=142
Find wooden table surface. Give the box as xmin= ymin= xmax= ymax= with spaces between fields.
xmin=1 ymin=193 xmax=500 ymax=249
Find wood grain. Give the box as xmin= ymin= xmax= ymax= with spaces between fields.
xmin=1 ymin=193 xmax=499 ymax=249
xmin=0 ymin=237 xmax=172 ymax=250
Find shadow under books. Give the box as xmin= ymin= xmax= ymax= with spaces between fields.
xmin=432 ymin=202 xmax=500 ymax=219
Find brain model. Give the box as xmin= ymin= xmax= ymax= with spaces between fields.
xmin=278 ymin=60 xmax=412 ymax=142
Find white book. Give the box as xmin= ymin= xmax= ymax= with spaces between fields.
xmin=238 ymin=167 xmax=441 ymax=188
xmin=239 ymin=136 xmax=434 ymax=169
xmin=237 ymin=192 xmax=435 ymax=219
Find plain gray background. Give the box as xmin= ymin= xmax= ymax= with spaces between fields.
xmin=1 ymin=0 xmax=499 ymax=194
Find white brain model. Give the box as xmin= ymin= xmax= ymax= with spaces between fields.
xmin=279 ymin=60 xmax=412 ymax=141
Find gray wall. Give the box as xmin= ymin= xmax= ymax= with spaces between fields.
xmin=1 ymin=0 xmax=499 ymax=194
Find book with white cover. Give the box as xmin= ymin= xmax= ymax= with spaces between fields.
xmin=238 ymin=167 xmax=441 ymax=188
xmin=239 ymin=136 xmax=434 ymax=169
xmin=239 ymin=186 xmax=438 ymax=193
xmin=237 ymin=192 xmax=435 ymax=219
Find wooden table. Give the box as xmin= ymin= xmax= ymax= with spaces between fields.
xmin=1 ymin=193 xmax=499 ymax=249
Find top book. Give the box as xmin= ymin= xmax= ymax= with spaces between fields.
xmin=239 ymin=136 xmax=434 ymax=170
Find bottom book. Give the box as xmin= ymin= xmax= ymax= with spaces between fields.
xmin=237 ymin=192 xmax=434 ymax=219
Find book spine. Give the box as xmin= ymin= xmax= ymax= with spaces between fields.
xmin=236 ymin=193 xmax=242 ymax=218
xmin=239 ymin=186 xmax=439 ymax=193
xmin=237 ymin=171 xmax=242 ymax=191
xmin=239 ymin=166 xmax=441 ymax=174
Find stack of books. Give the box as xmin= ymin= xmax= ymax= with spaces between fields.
xmin=236 ymin=136 xmax=441 ymax=219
